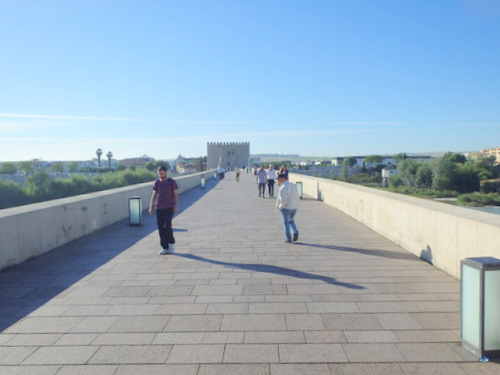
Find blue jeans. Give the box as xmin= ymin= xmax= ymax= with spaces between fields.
xmin=280 ymin=208 xmax=298 ymax=241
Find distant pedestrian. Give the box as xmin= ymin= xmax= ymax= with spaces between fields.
xmin=149 ymin=166 xmax=179 ymax=255
xmin=276 ymin=173 xmax=299 ymax=243
xmin=279 ymin=165 xmax=289 ymax=180
xmin=256 ymin=165 xmax=267 ymax=198
xmin=218 ymin=165 xmax=225 ymax=180
xmin=235 ymin=166 xmax=241 ymax=182
xmin=266 ymin=164 xmax=278 ymax=198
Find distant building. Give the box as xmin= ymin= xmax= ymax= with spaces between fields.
xmin=207 ymin=142 xmax=250 ymax=170
xmin=298 ymin=160 xmax=314 ymax=167
xmin=176 ymin=162 xmax=198 ymax=174
xmin=468 ymin=147 xmax=500 ymax=165
xmin=382 ymin=164 xmax=398 ymax=187
xmin=332 ymin=155 xmax=429 ymax=167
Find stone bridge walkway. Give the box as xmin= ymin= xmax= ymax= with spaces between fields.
xmin=1 ymin=172 xmax=498 ymax=374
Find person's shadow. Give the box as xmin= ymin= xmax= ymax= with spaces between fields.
xmin=172 ymin=253 xmax=365 ymax=289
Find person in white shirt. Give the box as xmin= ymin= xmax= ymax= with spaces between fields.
xmin=256 ymin=165 xmax=267 ymax=197
xmin=266 ymin=164 xmax=278 ymax=198
xmin=276 ymin=173 xmax=299 ymax=243
xmin=218 ymin=166 xmax=225 ymax=180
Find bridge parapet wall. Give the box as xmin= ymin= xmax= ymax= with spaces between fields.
xmin=289 ymin=174 xmax=500 ymax=279
xmin=0 ymin=170 xmax=216 ymax=271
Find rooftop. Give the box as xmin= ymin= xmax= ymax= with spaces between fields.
xmin=0 ymin=172 xmax=498 ymax=374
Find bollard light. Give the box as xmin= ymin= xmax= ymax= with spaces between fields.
xmin=201 ymin=177 xmax=206 ymax=189
xmin=129 ymin=196 xmax=142 ymax=226
xmin=296 ymin=181 xmax=303 ymax=199
xmin=213 ymin=173 xmax=217 ymax=180
xmin=461 ymin=257 xmax=500 ymax=361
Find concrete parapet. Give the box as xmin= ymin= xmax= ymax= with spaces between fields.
xmin=0 ymin=170 xmax=216 ymax=271
xmin=289 ymin=174 xmax=500 ymax=279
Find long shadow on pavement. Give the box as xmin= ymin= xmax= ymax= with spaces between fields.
xmin=0 ymin=176 xmax=219 ymax=332
xmin=295 ymin=243 xmax=419 ymax=261
xmin=173 ymin=253 xmax=365 ymax=289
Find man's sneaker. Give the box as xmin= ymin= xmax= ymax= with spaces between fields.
xmin=159 ymin=248 xmax=169 ymax=255
xmin=169 ymin=244 xmax=175 ymax=253
xmin=284 ymin=239 xmax=292 ymax=243
xmin=293 ymin=233 xmax=299 ymax=242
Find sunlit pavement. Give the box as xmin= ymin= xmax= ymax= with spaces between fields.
xmin=1 ymin=171 xmax=498 ymax=374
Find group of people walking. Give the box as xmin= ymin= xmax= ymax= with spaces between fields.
xmin=148 ymin=162 xmax=300 ymax=256
xmin=256 ymin=164 xmax=288 ymax=198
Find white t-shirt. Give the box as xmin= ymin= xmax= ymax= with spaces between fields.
xmin=276 ymin=181 xmax=300 ymax=210
xmin=267 ymin=168 xmax=278 ymax=180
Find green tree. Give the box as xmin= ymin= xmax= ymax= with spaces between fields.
xmin=443 ymin=152 xmax=466 ymax=164
xmin=415 ymin=162 xmax=433 ymax=189
xmin=0 ymin=180 xmax=30 ymax=209
xmin=364 ymin=155 xmax=384 ymax=165
xmin=153 ymin=160 xmax=170 ymax=171
xmin=394 ymin=153 xmax=408 ymax=165
xmin=455 ymin=162 xmax=480 ymax=193
xmin=145 ymin=161 xmax=155 ymax=171
xmin=344 ymin=157 xmax=357 ymax=167
xmin=431 ymin=157 xmax=457 ymax=191
xmin=96 ymin=148 xmax=103 ymax=167
xmin=472 ymin=154 xmax=497 ymax=180
xmin=116 ymin=165 xmax=127 ymax=172
xmin=398 ymin=158 xmax=418 ymax=186
xmin=18 ymin=161 xmax=35 ymax=175
xmin=50 ymin=162 xmax=64 ymax=173
xmin=106 ymin=151 xmax=113 ymax=169
xmin=0 ymin=162 xmax=18 ymax=174
xmin=389 ymin=174 xmax=403 ymax=188
xmin=24 ymin=170 xmax=52 ymax=201
xmin=69 ymin=175 xmax=95 ymax=195
xmin=68 ymin=162 xmax=79 ymax=173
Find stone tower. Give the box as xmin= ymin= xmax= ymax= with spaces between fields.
xmin=207 ymin=142 xmax=250 ymax=170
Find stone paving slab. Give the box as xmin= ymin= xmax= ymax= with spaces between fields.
xmin=1 ymin=171 xmax=499 ymax=374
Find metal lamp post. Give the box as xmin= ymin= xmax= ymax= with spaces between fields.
xmin=128 ymin=196 xmax=142 ymax=226
xmin=461 ymin=257 xmax=500 ymax=361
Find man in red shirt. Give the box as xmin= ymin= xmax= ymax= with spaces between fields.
xmin=149 ymin=166 xmax=179 ymax=255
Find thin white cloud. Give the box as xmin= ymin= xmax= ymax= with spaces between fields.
xmin=0 ymin=113 xmax=249 ymax=125
xmin=0 ymin=113 xmax=143 ymax=122
xmin=457 ymin=123 xmax=500 ymax=127
xmin=330 ymin=121 xmax=406 ymax=126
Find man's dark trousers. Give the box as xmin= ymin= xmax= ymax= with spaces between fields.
xmin=268 ymin=179 xmax=275 ymax=197
xmin=156 ymin=207 xmax=175 ymax=249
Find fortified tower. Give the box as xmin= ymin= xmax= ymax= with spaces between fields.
xmin=207 ymin=142 xmax=250 ymax=170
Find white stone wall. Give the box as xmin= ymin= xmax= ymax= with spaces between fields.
xmin=0 ymin=170 xmax=216 ymax=271
xmin=289 ymin=174 xmax=500 ymax=279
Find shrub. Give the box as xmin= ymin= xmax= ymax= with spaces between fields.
xmin=1 ymin=169 xmax=156 ymax=210
xmin=389 ymin=175 xmax=403 ymax=188
xmin=457 ymin=193 xmax=500 ymax=207
xmin=480 ymin=179 xmax=500 ymax=194
xmin=0 ymin=180 xmax=30 ymax=209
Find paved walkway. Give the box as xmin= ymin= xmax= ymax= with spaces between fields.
xmin=1 ymin=172 xmax=498 ymax=374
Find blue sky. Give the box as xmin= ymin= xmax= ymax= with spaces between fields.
xmin=1 ymin=0 xmax=499 ymax=161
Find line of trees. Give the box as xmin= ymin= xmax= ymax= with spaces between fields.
xmin=0 ymin=168 xmax=156 ymax=210
xmin=390 ymin=152 xmax=498 ymax=194
xmin=333 ymin=152 xmax=500 ymax=205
